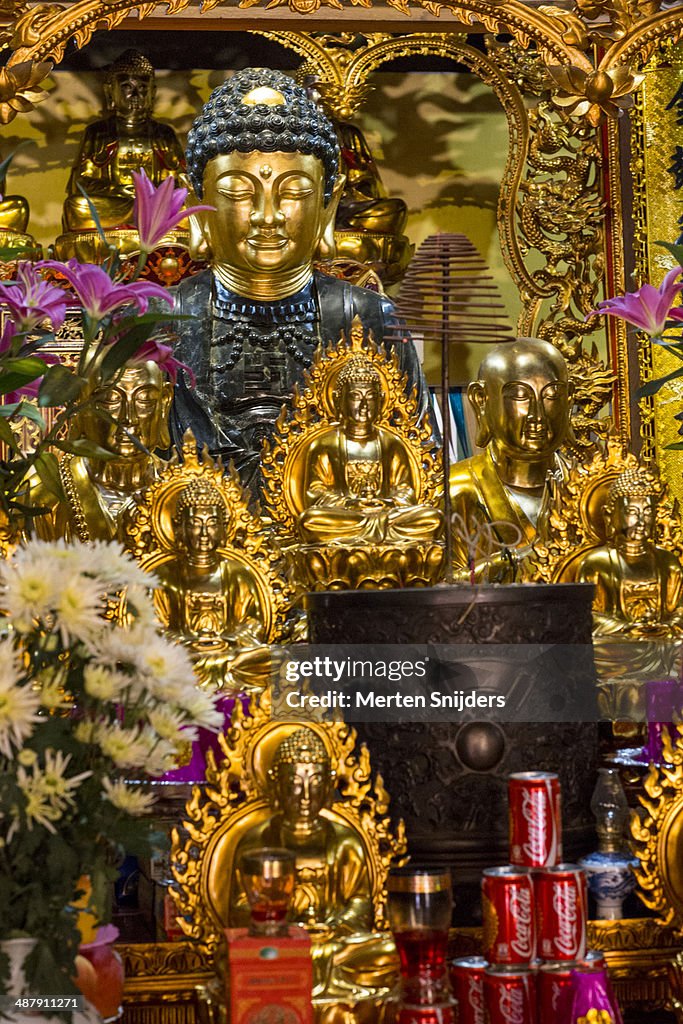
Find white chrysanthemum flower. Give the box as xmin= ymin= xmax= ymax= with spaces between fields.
xmin=17 ymin=748 xmax=37 ymax=766
xmin=0 ymin=563 xmax=55 ymax=629
xmin=83 ymin=664 xmax=129 ymax=702
xmin=145 ymin=739 xmax=182 ymax=777
xmin=54 ymin=575 xmax=105 ymax=646
xmin=102 ymin=777 xmax=155 ymax=816
xmin=177 ymin=689 xmax=224 ymax=733
xmin=16 ymin=764 xmax=62 ymax=832
xmin=97 ymin=723 xmax=151 ymax=770
xmin=40 ymin=749 xmax=92 ymax=809
xmin=37 ymin=669 xmax=70 ymax=710
xmin=147 ymin=705 xmax=191 ymax=742
xmin=80 ymin=542 xmax=153 ymax=590
xmin=0 ymin=676 xmax=41 ymax=758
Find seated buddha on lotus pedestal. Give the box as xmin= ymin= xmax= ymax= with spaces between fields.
xmin=261 ymin=322 xmax=444 ymax=590
xmin=56 ymin=49 xmax=187 ymax=265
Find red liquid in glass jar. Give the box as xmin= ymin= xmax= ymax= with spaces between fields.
xmin=250 ymin=900 xmax=289 ymax=924
xmin=395 ymin=929 xmax=450 ymax=1004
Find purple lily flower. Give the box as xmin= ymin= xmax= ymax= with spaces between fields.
xmin=586 ymin=267 xmax=683 ymax=336
xmin=132 ymin=170 xmax=214 ymax=255
xmin=39 ymin=259 xmax=173 ymax=321
xmin=0 ymin=262 xmax=67 ymax=332
xmin=131 ymin=336 xmax=196 ymax=385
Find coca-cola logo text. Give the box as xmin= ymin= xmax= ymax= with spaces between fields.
xmin=499 ymin=985 xmax=525 ymax=1024
xmin=509 ymin=885 xmax=534 ymax=957
xmin=553 ymin=883 xmax=579 ymax=956
xmin=520 ymin=789 xmax=552 ymax=862
xmin=467 ymin=977 xmax=485 ymax=1024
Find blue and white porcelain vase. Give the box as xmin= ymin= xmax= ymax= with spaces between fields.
xmin=578 ymin=849 xmax=638 ymax=920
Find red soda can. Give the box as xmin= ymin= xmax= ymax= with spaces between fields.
xmin=509 ymin=772 xmax=562 ymax=868
xmin=482 ymin=866 xmax=535 ymax=965
xmin=535 ymin=864 xmax=587 ymax=961
xmin=450 ymin=956 xmax=486 ymax=1024
xmin=484 ymin=965 xmax=537 ymax=1024
xmin=537 ymin=961 xmax=573 ymax=1022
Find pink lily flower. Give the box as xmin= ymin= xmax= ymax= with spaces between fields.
xmin=131 ymin=336 xmax=195 ymax=385
xmin=132 ymin=170 xmax=214 ymax=255
xmin=586 ymin=267 xmax=683 ymax=336
xmin=0 ymin=262 xmax=67 ymax=332
xmin=39 ymin=260 xmax=173 ymax=321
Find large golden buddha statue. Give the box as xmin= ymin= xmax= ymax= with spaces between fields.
xmin=27 ymin=359 xmax=172 ymax=543
xmin=171 ymin=690 xmax=407 ymax=1023
xmin=0 ymin=162 xmax=29 ymax=235
xmin=57 ymin=49 xmax=185 ymax=262
xmin=576 ymin=468 xmax=683 ymax=637
xmin=0 ymin=152 xmax=42 ymax=265
xmin=125 ymin=436 xmax=293 ymax=689
xmin=172 ymin=67 xmax=429 ymax=490
xmin=449 ymin=336 xmax=574 ymax=580
xmin=262 ymin=322 xmax=444 ymax=589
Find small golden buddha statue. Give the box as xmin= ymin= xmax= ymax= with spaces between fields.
xmin=299 ymin=354 xmax=442 ymax=545
xmin=0 ymin=163 xmax=29 ymax=235
xmin=576 ymin=468 xmax=683 ymax=637
xmin=262 ymin=324 xmax=443 ymax=589
xmin=301 ymin=76 xmax=410 ymax=284
xmin=231 ymin=727 xmax=398 ymax=1007
xmin=57 ymin=49 xmax=185 ymax=261
xmin=450 ymin=336 xmax=574 ymax=579
xmin=154 ymin=476 xmax=265 ymax=650
xmin=126 ymin=436 xmax=294 ymax=690
xmin=28 ymin=359 xmax=172 ymax=543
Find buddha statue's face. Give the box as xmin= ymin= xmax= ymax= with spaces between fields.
xmin=274 ymin=759 xmax=331 ymax=829
xmin=108 ymin=72 xmax=154 ymax=124
xmin=610 ymin=494 xmax=656 ymax=546
xmin=78 ymin=362 xmax=171 ymax=458
xmin=337 ymin=378 xmax=380 ymax=433
xmin=470 ymin=341 xmax=572 ymax=462
xmin=200 ymin=151 xmax=329 ymax=276
xmin=176 ymin=503 xmax=226 ymax=563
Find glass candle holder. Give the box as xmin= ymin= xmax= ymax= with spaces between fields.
xmin=386 ymin=867 xmax=453 ymax=1014
xmin=239 ymin=848 xmax=296 ymax=936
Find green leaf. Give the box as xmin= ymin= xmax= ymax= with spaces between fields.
xmin=665 ymin=440 xmax=683 ymax=449
xmin=0 ymin=416 xmax=19 ymax=452
xmin=655 ymin=240 xmax=683 ymax=265
xmin=637 ymin=365 xmax=683 ymax=396
xmin=99 ymin=323 xmax=159 ymax=381
xmin=33 ymin=451 xmax=64 ymax=501
xmin=37 ymin=364 xmax=86 ymax=408
xmin=0 ymin=357 xmax=48 ymax=395
xmin=53 ymin=438 xmax=117 ymax=460
xmin=76 ymin=183 xmax=112 ymax=249
xmin=15 ymin=401 xmax=46 ymax=429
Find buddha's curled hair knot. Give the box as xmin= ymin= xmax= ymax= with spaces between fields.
xmin=604 ymin=468 xmax=662 ymax=518
xmin=335 ymin=356 xmax=381 ymax=395
xmin=272 ymin=727 xmax=330 ymax=772
xmin=174 ymin=476 xmax=227 ymax=521
xmin=186 ymin=68 xmax=340 ymax=201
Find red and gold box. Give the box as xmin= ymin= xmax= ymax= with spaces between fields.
xmin=225 ymin=926 xmax=313 ymax=1024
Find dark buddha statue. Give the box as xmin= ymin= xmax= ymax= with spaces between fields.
xmin=172 ymin=68 xmax=429 ymax=489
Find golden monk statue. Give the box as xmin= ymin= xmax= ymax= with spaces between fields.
xmin=155 ymin=476 xmax=265 ymax=649
xmin=28 ymin=359 xmax=172 ymax=543
xmin=57 ymin=49 xmax=185 ymax=260
xmin=299 ymin=354 xmax=442 ymax=545
xmin=450 ymin=336 xmax=573 ymax=580
xmin=576 ymin=468 xmax=683 ymax=637
xmin=231 ymin=727 xmax=398 ymax=1008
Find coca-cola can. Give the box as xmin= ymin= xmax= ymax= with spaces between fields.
xmin=509 ymin=772 xmax=562 ymax=868
xmin=483 ymin=965 xmax=537 ymax=1024
xmin=450 ymin=956 xmax=486 ymax=1024
xmin=482 ymin=866 xmax=536 ymax=965
xmin=537 ymin=961 xmax=574 ymax=1022
xmin=534 ymin=864 xmax=587 ymax=961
